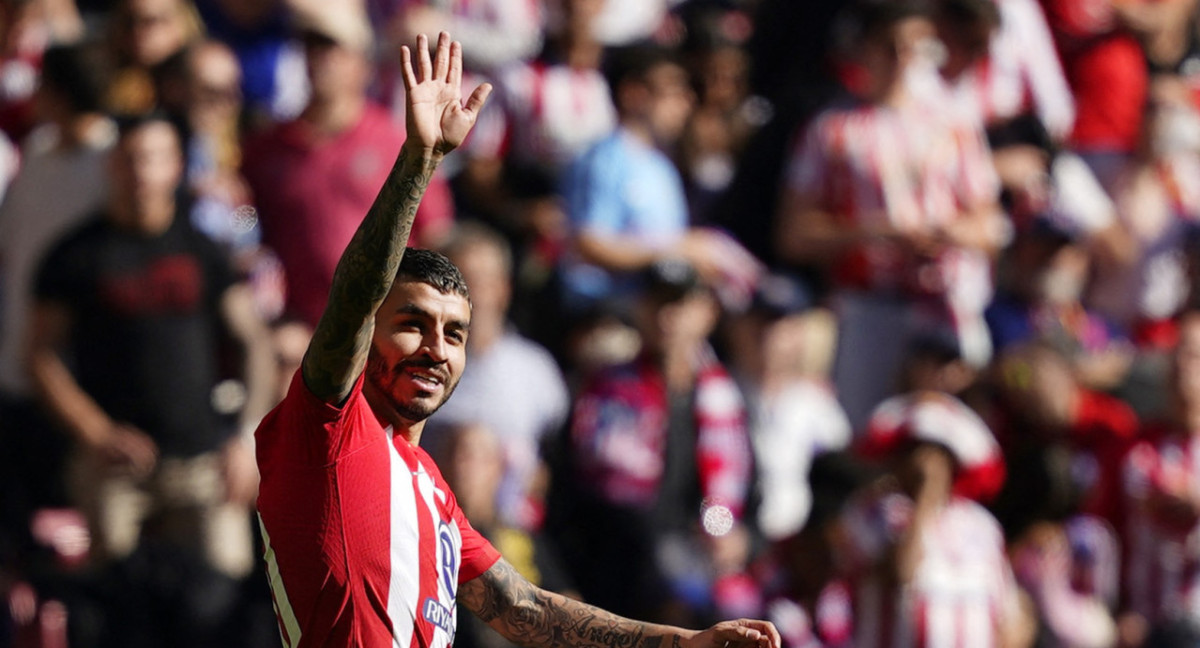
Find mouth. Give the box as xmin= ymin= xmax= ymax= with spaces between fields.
xmin=401 ymin=365 xmax=447 ymax=392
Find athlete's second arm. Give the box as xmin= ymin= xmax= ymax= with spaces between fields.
xmin=301 ymin=32 xmax=490 ymax=404
xmin=460 ymin=559 xmax=779 ymax=648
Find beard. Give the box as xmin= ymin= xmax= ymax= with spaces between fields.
xmin=365 ymin=348 xmax=461 ymax=424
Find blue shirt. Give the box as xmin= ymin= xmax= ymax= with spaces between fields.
xmin=560 ymin=128 xmax=688 ymax=308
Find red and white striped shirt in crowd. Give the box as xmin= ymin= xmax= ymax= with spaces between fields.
xmin=255 ymin=371 xmax=502 ymax=648
xmin=786 ymin=94 xmax=999 ymax=315
xmin=366 ymin=0 xmax=543 ymax=71
xmin=1122 ymin=427 xmax=1200 ymax=625
xmin=947 ymin=0 xmax=1076 ymax=139
xmin=475 ymin=60 xmax=616 ymax=170
xmin=839 ymin=493 xmax=1020 ymax=648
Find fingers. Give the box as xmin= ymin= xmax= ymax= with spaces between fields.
xmin=400 ymin=45 xmax=416 ymax=90
xmin=449 ymin=40 xmax=462 ymax=91
xmin=418 ymin=33 xmax=432 ymax=82
xmin=715 ymin=620 xmax=781 ymax=648
xmin=434 ymin=31 xmax=451 ymax=81
xmin=463 ymin=82 xmax=493 ymax=116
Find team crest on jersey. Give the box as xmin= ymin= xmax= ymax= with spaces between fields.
xmin=438 ymin=522 xmax=458 ymax=596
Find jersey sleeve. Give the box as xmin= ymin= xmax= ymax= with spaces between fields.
xmin=454 ymin=502 xmax=503 ymax=584
xmin=255 ymin=368 xmax=382 ymax=467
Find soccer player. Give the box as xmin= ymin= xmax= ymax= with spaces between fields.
xmin=254 ymin=32 xmax=782 ymax=648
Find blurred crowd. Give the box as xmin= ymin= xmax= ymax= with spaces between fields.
xmin=5 ymin=0 xmax=1200 ymax=646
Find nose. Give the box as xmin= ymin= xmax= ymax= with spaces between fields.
xmin=420 ymin=331 xmax=450 ymax=363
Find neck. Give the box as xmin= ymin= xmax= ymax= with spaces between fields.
xmin=364 ymin=380 xmax=425 ymax=446
xmin=560 ymin=33 xmax=603 ymax=70
xmin=112 ymin=198 xmax=175 ymax=235
xmin=302 ymin=93 xmax=366 ymax=136
xmin=866 ymin=78 xmax=909 ymax=108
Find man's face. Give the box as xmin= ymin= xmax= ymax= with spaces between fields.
xmin=644 ymin=62 xmax=695 ymax=145
xmin=110 ymin=120 xmax=183 ymax=228
xmin=304 ymin=33 xmax=368 ymax=103
xmin=859 ymin=16 xmax=934 ymax=96
xmin=367 ymin=280 xmax=470 ymax=425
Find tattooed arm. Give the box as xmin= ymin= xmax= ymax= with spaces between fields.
xmin=460 ymin=559 xmax=780 ymax=648
xmin=301 ymin=32 xmax=491 ymax=404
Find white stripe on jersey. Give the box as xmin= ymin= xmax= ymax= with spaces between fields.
xmin=388 ymin=437 xmax=420 ymax=647
xmin=259 ymin=516 xmax=303 ymax=648
xmin=415 ymin=461 xmax=459 ymax=648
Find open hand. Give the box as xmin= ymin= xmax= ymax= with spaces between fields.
xmin=684 ymin=619 xmax=781 ymax=648
xmin=400 ymin=32 xmax=492 ymax=156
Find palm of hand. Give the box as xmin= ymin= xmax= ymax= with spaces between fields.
xmin=401 ymin=32 xmax=491 ymax=156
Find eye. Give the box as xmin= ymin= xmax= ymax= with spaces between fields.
xmin=446 ymin=328 xmax=466 ymax=345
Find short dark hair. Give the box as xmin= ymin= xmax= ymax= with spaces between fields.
xmin=40 ymin=43 xmax=110 ymax=114
xmin=396 ymin=247 xmax=470 ymax=302
xmin=603 ymin=44 xmax=683 ymax=108
xmin=853 ymin=0 xmax=932 ymax=45
xmin=936 ymin=0 xmax=1000 ymax=32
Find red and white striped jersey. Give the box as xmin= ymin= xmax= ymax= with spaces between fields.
xmin=841 ymin=495 xmax=1019 ymax=648
xmin=947 ymin=0 xmax=1076 ymax=139
xmin=479 ymin=60 xmax=616 ymax=169
xmin=1122 ymin=429 xmax=1200 ymax=624
xmin=786 ymin=96 xmax=998 ymax=312
xmin=255 ymin=370 xmax=502 ymax=648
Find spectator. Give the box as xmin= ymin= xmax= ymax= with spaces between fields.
xmin=993 ymin=340 xmax=1140 ymax=526
xmin=722 ymin=273 xmax=851 ymax=541
xmin=843 ymin=393 xmax=1029 ymax=648
xmin=483 ymin=0 xmax=613 ymax=175
xmin=1121 ymin=309 xmax=1200 ymax=643
xmin=775 ymin=0 xmax=1005 ymax=428
xmin=376 ymin=0 xmax=543 ymax=75
xmin=426 ymin=223 xmax=570 ymax=532
xmin=1090 ymin=74 xmax=1200 ymax=346
xmin=933 ymin=0 xmax=1076 ymax=142
xmin=180 ymin=39 xmax=286 ymax=319
xmin=106 ymin=0 xmax=204 ymax=114
xmin=195 ymin=0 xmax=308 ymax=126
xmin=26 ymin=114 xmax=274 ymax=587
xmin=986 ymin=217 xmax=1134 ymax=389
xmin=557 ymin=260 xmax=755 ymax=624
xmin=241 ymin=3 xmax=454 ymax=328
xmin=756 ymin=452 xmax=876 ymax=648
xmin=560 ymin=44 xmax=759 ymax=313
xmin=1040 ymin=0 xmax=1152 ymax=188
xmin=0 ymin=41 xmax=111 ymax=560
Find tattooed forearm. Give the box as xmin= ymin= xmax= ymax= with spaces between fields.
xmin=460 ymin=560 xmax=690 ymax=648
xmin=302 ymin=145 xmax=441 ymax=404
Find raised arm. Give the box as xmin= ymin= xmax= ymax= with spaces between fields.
xmin=302 ymin=32 xmax=491 ymax=404
xmin=460 ymin=559 xmax=780 ymax=648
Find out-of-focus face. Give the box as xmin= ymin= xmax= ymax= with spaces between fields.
xmin=188 ymin=43 xmax=242 ymax=132
xmin=123 ymin=0 xmax=194 ymax=66
xmin=448 ymin=242 xmax=510 ymax=326
xmin=644 ymin=62 xmax=695 ymax=145
xmin=303 ymin=33 xmax=369 ymax=103
xmin=858 ymin=15 xmax=934 ymax=99
xmin=110 ymin=120 xmax=183 ymax=231
xmin=636 ymin=289 xmax=718 ymax=357
xmin=368 ymin=280 xmax=470 ymax=426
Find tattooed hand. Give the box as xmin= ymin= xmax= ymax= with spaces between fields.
xmin=400 ymin=31 xmax=492 ymax=157
xmin=461 ymin=559 xmax=781 ymax=648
